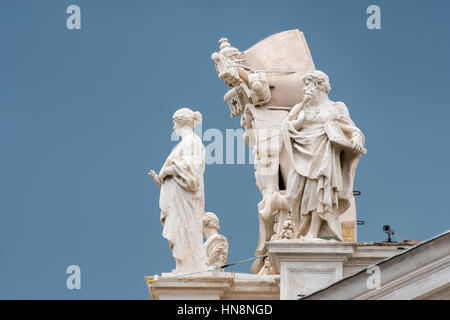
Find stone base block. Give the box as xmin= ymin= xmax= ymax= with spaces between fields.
xmin=267 ymin=240 xmax=406 ymax=299
xmin=146 ymin=272 xmax=280 ymax=300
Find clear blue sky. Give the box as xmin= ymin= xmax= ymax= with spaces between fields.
xmin=1 ymin=0 xmax=449 ymax=299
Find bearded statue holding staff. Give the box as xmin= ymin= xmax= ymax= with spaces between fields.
xmin=148 ymin=108 xmax=208 ymax=273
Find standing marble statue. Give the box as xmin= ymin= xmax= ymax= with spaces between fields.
xmin=148 ymin=108 xmax=208 ymax=273
xmin=260 ymin=70 xmax=366 ymax=241
xmin=212 ymin=30 xmax=366 ymax=273
xmin=203 ymin=212 xmax=229 ymax=270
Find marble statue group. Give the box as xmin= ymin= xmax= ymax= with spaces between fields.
xmin=148 ymin=30 xmax=365 ymax=275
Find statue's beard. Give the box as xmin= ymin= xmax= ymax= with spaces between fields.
xmin=303 ymin=88 xmax=318 ymax=108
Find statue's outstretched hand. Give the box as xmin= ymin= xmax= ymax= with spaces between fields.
xmin=148 ymin=170 xmax=162 ymax=187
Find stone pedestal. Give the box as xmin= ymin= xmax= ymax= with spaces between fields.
xmin=146 ymin=272 xmax=280 ymax=300
xmin=267 ymin=241 xmax=355 ymax=299
xmin=146 ymin=243 xmax=407 ymax=300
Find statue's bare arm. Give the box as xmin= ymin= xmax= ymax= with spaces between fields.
xmin=148 ymin=170 xmax=162 ymax=187
xmin=287 ymin=102 xmax=304 ymax=121
xmin=237 ymin=67 xmax=249 ymax=83
xmin=291 ymin=110 xmax=307 ymax=130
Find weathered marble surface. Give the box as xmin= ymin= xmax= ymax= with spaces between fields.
xmin=203 ymin=212 xmax=229 ymax=270
xmin=148 ymin=108 xmax=208 ymax=273
xmin=267 ymin=241 xmax=410 ymax=300
xmin=146 ymin=243 xmax=410 ymax=300
xmin=261 ymin=70 xmax=366 ymax=242
xmin=146 ymin=272 xmax=280 ymax=300
xmin=304 ymin=232 xmax=450 ymax=300
xmin=211 ymin=31 xmax=365 ymax=274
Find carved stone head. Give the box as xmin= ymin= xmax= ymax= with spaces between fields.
xmin=172 ymin=108 xmax=202 ymax=136
xmin=281 ymin=216 xmax=295 ymax=240
xmin=302 ymin=70 xmax=331 ymax=101
xmin=203 ymin=212 xmax=220 ymax=239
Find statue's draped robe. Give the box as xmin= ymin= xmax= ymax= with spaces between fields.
xmin=204 ymin=234 xmax=229 ymax=269
xmin=282 ymin=102 xmax=364 ymax=238
xmin=159 ymin=132 xmax=208 ymax=272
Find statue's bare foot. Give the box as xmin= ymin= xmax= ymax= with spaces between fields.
xmin=259 ymin=199 xmax=273 ymax=220
xmin=259 ymin=207 xmax=271 ymax=221
xmin=259 ymin=192 xmax=288 ymax=220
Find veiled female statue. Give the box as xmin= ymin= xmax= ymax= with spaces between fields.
xmin=148 ymin=108 xmax=208 ymax=273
